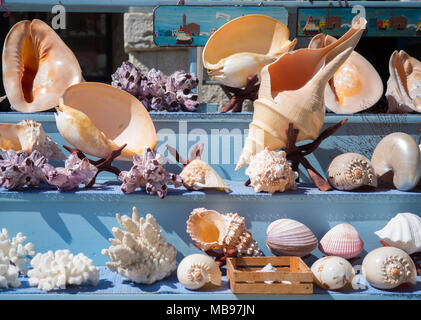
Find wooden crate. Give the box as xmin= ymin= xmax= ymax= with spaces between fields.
xmin=227 ymin=256 xmax=313 ymax=295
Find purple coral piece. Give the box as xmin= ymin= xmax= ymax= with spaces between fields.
xmin=147 ymin=68 xmax=166 ymax=87
xmin=177 ymin=89 xmax=199 ymax=112
xmin=111 ymin=61 xmax=145 ymax=97
xmin=166 ymin=70 xmax=198 ymax=93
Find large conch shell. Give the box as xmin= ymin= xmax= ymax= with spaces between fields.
xmin=308 ymin=34 xmax=383 ymax=114
xmin=386 ymin=50 xmax=421 ymax=113
xmin=0 ymin=120 xmax=64 ymax=159
xmin=236 ymin=18 xmax=367 ymax=170
xmin=202 ymin=14 xmax=297 ymax=88
xmin=177 ymin=254 xmax=222 ymax=290
xmin=55 ymin=82 xmax=157 ymax=160
xmin=2 ymin=19 xmax=82 ymax=112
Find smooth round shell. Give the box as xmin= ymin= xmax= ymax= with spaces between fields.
xmin=266 ymin=219 xmax=318 ymax=257
xmin=311 ymin=256 xmax=355 ymax=290
xmin=319 ymin=224 xmax=364 ymax=259
xmin=362 ymin=247 xmax=417 ymax=290
xmin=177 ymin=254 xmax=221 ymax=290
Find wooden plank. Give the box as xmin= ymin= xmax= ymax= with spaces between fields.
xmin=233 ymin=271 xmax=312 ymax=283
xmin=229 ymin=256 xmax=292 ymax=266
xmin=231 ymin=282 xmax=313 ymax=295
xmin=153 ymin=5 xmax=288 ymax=47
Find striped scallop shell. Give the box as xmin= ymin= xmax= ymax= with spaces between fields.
xmin=266 ymin=219 xmax=318 ymax=257
xmin=319 ymin=223 xmax=364 ymax=259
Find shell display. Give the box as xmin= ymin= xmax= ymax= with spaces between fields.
xmin=202 ymin=14 xmax=296 ymax=89
xmin=245 ymin=147 xmax=298 ymax=194
xmin=177 ymin=254 xmax=222 ymax=290
xmin=235 ymin=18 xmax=366 ymax=170
xmin=319 ymin=224 xmax=364 ymax=259
xmin=371 ymin=132 xmax=421 ymax=191
xmin=0 ymin=120 xmax=65 ymax=160
xmin=375 ymin=212 xmax=421 ymax=255
xmin=2 ymin=19 xmax=82 ymax=112
xmin=327 ymin=153 xmax=377 ymax=191
xmin=386 ymin=50 xmax=421 ymax=113
xmin=102 ymin=207 xmax=177 ymax=284
xmin=186 ymin=208 xmax=261 ymax=256
xmin=309 ymin=34 xmax=383 ymax=114
xmin=311 ymin=256 xmax=355 ymax=290
xmin=362 ymin=247 xmax=417 ymax=290
xmin=266 ymin=218 xmax=318 ymax=257
xmin=55 ymin=82 xmax=157 ymax=161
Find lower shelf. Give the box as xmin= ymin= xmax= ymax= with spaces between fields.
xmin=1 ymin=267 xmax=420 ymax=300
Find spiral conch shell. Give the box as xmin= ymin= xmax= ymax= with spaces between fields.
xmin=55 ymin=82 xmax=157 ymax=160
xmin=177 ymin=254 xmax=222 ymax=290
xmin=308 ymin=34 xmax=383 ymax=114
xmin=327 ymin=153 xmax=377 ymax=191
xmin=186 ymin=208 xmax=261 ymax=256
xmin=2 ymin=19 xmax=82 ymax=112
xmin=386 ymin=50 xmax=421 ymax=113
xmin=235 ymin=18 xmax=367 ymax=170
xmin=0 ymin=120 xmax=64 ymax=160
xmin=362 ymin=247 xmax=417 ymax=290
xmin=202 ymin=14 xmax=297 ymax=88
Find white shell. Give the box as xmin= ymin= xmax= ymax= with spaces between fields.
xmin=177 ymin=254 xmax=221 ymax=290
xmin=319 ymin=224 xmax=364 ymax=259
xmin=362 ymin=247 xmax=417 ymax=290
xmin=257 ymin=263 xmax=277 ymax=284
xmin=375 ymin=212 xmax=421 ymax=255
xmin=0 ymin=254 xmax=21 ymax=289
xmin=311 ymin=256 xmax=355 ymax=290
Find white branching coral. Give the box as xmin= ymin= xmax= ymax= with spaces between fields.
xmin=0 ymin=254 xmax=21 ymax=289
xmin=0 ymin=228 xmax=35 ymax=275
xmin=27 ymin=250 xmax=99 ymax=291
xmin=102 ymin=207 xmax=177 ymax=284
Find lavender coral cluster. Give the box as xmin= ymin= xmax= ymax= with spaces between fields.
xmin=111 ymin=61 xmax=199 ymax=112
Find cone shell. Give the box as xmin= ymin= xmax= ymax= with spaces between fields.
xmin=311 ymin=256 xmax=355 ymax=290
xmin=2 ymin=20 xmax=82 ymax=112
xmin=266 ymin=218 xmax=318 ymax=257
xmin=180 ymin=159 xmax=230 ymax=193
xmin=319 ymin=224 xmax=364 ymax=259
xmin=55 ymin=82 xmax=157 ymax=161
xmin=375 ymin=212 xmax=421 ymax=255
xmin=327 ymin=153 xmax=377 ymax=191
xmin=236 ymin=18 xmax=367 ymax=170
xmin=177 ymin=254 xmax=222 ymax=290
xmin=202 ymin=14 xmax=296 ymax=88
xmin=386 ymin=50 xmax=421 ymax=113
xmin=309 ymin=34 xmax=383 ymax=114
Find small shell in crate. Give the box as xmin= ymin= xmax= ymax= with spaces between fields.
xmin=326 ymin=153 xmax=377 ymax=191
xmin=319 ymin=224 xmax=364 ymax=259
xmin=362 ymin=247 xmax=417 ymax=290
xmin=266 ymin=218 xmax=318 ymax=257
xmin=311 ymin=256 xmax=355 ymax=290
xmin=375 ymin=212 xmax=421 ymax=255
xmin=177 ymin=254 xmax=222 ymax=290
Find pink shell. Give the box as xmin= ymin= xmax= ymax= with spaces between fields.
xmin=319 ymin=223 xmax=364 ymax=259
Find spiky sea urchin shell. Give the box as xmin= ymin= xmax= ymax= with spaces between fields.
xmin=245 ymin=147 xmax=298 ymax=194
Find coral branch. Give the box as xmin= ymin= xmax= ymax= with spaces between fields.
xmin=220 ymin=75 xmax=259 ymax=113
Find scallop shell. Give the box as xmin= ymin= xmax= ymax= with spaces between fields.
xmin=375 ymin=212 xmax=421 ymax=255
xmin=362 ymin=247 xmax=417 ymax=290
xmin=319 ymin=224 xmax=364 ymax=259
xmin=203 ymin=14 xmax=296 ymax=88
xmin=311 ymin=256 xmax=355 ymax=290
xmin=309 ymin=34 xmax=383 ymax=114
xmin=180 ymin=159 xmax=230 ymax=193
xmin=235 ymin=18 xmax=366 ymax=170
xmin=2 ymin=19 xmax=82 ymax=112
xmin=0 ymin=120 xmax=65 ymax=160
xmin=186 ymin=208 xmax=261 ymax=256
xmin=386 ymin=50 xmax=421 ymax=113
xmin=327 ymin=153 xmax=377 ymax=191
xmin=177 ymin=254 xmax=222 ymax=290
xmin=266 ymin=218 xmax=318 ymax=257
xmin=55 ymin=82 xmax=157 ymax=161
xmin=245 ymin=147 xmax=298 ymax=194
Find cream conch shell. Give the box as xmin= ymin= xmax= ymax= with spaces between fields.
xmin=311 ymin=256 xmax=355 ymax=291
xmin=386 ymin=50 xmax=421 ymax=113
xmin=362 ymin=247 xmax=417 ymax=290
xmin=236 ymin=18 xmax=367 ymax=170
xmin=2 ymin=19 xmax=82 ymax=112
xmin=55 ymin=82 xmax=157 ymax=160
xmin=177 ymin=254 xmax=222 ymax=290
xmin=0 ymin=120 xmax=65 ymax=160
xmin=371 ymin=132 xmax=421 ymax=191
xmin=309 ymin=34 xmax=383 ymax=114
xmin=202 ymin=14 xmax=297 ymax=88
